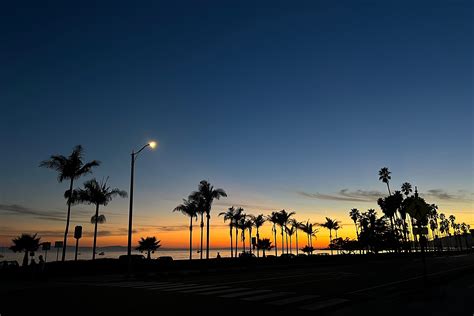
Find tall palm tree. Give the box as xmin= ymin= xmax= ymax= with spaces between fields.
xmin=191 ymin=180 xmax=227 ymax=259
xmin=267 ymin=211 xmax=280 ymax=256
xmin=277 ymin=210 xmax=295 ymax=255
xmin=245 ymin=216 xmax=254 ymax=254
xmin=219 ymin=206 xmax=237 ymax=258
xmin=286 ymin=226 xmax=295 ymax=254
xmin=449 ymin=215 xmax=457 ymax=249
xmin=136 ymin=236 xmax=161 ymax=260
xmin=233 ymin=207 xmax=243 ymax=257
xmin=378 ymin=167 xmax=392 ymax=195
xmin=349 ymin=208 xmax=361 ymax=240
xmin=73 ymin=178 xmax=126 ymax=260
xmin=253 ymin=214 xmax=266 ymax=257
xmin=174 ymin=198 xmax=199 ymax=260
xmin=401 ymin=182 xmax=413 ymax=197
xmin=301 ymin=221 xmax=318 ymax=254
xmin=237 ymin=214 xmax=248 ymax=252
xmin=289 ymin=219 xmax=302 ymax=256
xmin=256 ymin=238 xmax=273 ymax=257
xmin=320 ymin=217 xmax=340 ymax=255
xmin=10 ymin=233 xmax=41 ymax=267
xmin=40 ymin=145 xmax=100 ymax=261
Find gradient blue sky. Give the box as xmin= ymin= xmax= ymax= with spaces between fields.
xmin=1 ymin=1 xmax=472 ymax=246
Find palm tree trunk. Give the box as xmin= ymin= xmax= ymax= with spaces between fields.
xmin=206 ymin=212 xmax=210 ymax=259
xmin=273 ymin=225 xmax=277 ymax=256
xmin=386 ymin=182 xmax=391 ymax=195
xmin=289 ymin=236 xmax=292 ymax=254
xmin=229 ymin=225 xmax=233 ymax=258
xmin=295 ymin=229 xmax=299 ymax=255
xmin=23 ymin=250 xmax=28 ymax=267
xmin=189 ymin=216 xmax=193 ymax=260
xmin=200 ymin=213 xmax=204 ymax=259
xmin=329 ymin=230 xmax=333 ymax=255
xmin=147 ymin=250 xmax=151 ymax=260
xmin=235 ymin=226 xmax=239 ymax=257
xmin=248 ymin=228 xmax=252 ymax=254
xmin=285 ymin=231 xmax=289 ymax=254
xmin=92 ymin=203 xmax=100 ymax=260
xmin=256 ymin=228 xmax=260 ymax=258
xmin=242 ymin=229 xmax=245 ymax=252
xmin=281 ymin=228 xmax=284 ymax=255
xmin=62 ymin=178 xmax=74 ymax=262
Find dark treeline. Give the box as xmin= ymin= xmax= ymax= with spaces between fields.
xmin=7 ymin=145 xmax=473 ymax=266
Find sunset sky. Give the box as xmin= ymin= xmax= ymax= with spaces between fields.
xmin=0 ymin=1 xmax=472 ymax=249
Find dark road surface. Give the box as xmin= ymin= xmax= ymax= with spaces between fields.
xmin=2 ymin=253 xmax=473 ymax=315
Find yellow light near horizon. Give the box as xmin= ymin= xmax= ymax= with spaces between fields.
xmin=148 ymin=141 xmax=157 ymax=149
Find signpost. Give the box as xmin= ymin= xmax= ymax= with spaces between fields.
xmin=54 ymin=241 xmax=63 ymax=261
xmin=42 ymin=242 xmax=51 ymax=262
xmin=74 ymin=226 xmax=82 ymax=261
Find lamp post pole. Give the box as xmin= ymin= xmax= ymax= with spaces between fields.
xmin=127 ymin=141 xmax=156 ymax=275
xmin=127 ymin=150 xmax=135 ymax=271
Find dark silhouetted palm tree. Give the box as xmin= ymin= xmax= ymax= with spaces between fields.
xmin=237 ymin=214 xmax=248 ymax=252
xmin=219 ymin=206 xmax=237 ymax=258
xmin=378 ymin=167 xmax=392 ymax=195
xmin=289 ymin=219 xmax=301 ymax=256
xmin=277 ymin=210 xmax=295 ymax=255
xmin=253 ymin=214 xmax=266 ymax=257
xmin=401 ymin=182 xmax=413 ymax=197
xmin=73 ymin=178 xmax=126 ymax=260
xmin=233 ymin=207 xmax=244 ymax=257
xmin=244 ymin=216 xmax=254 ymax=254
xmin=320 ymin=217 xmax=340 ymax=255
xmin=267 ymin=211 xmax=280 ymax=256
xmin=174 ymin=198 xmax=199 ymax=260
xmin=349 ymin=208 xmax=361 ymax=240
xmin=286 ymin=225 xmax=295 ymax=254
xmin=136 ymin=236 xmax=161 ymax=260
xmin=40 ymin=145 xmax=100 ymax=261
xmin=191 ymin=180 xmax=227 ymax=259
xmin=256 ymin=238 xmax=273 ymax=257
xmin=10 ymin=233 xmax=41 ymax=267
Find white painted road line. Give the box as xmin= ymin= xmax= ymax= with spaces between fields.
xmin=242 ymin=291 xmax=292 ymax=301
xmin=269 ymin=294 xmax=320 ymax=306
xmin=142 ymin=283 xmax=187 ymax=290
xmin=220 ymin=289 xmax=271 ymax=298
xmin=177 ymin=285 xmax=229 ymax=293
xmin=300 ymin=298 xmax=349 ymax=311
xmin=160 ymin=284 xmax=203 ymax=291
xmin=199 ymin=287 xmax=250 ymax=296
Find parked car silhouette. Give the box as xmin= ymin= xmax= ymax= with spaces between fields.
xmin=157 ymin=256 xmax=173 ymax=262
xmin=0 ymin=260 xmax=19 ymax=270
xmin=239 ymin=252 xmax=256 ymax=258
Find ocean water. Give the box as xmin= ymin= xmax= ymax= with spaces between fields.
xmin=0 ymin=247 xmax=331 ymax=263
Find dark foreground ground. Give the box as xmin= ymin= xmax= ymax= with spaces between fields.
xmin=1 ymin=252 xmax=473 ymax=316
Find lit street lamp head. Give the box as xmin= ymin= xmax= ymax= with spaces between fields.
xmin=149 ymin=141 xmax=157 ymax=149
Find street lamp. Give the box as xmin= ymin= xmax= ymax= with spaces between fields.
xmin=127 ymin=141 xmax=157 ymax=270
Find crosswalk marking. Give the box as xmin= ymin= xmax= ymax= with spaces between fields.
xmin=99 ymin=281 xmax=144 ymax=287
xmin=115 ymin=282 xmax=155 ymax=287
xmin=242 ymin=291 xmax=292 ymax=301
xmin=269 ymin=294 xmax=319 ymax=306
xmin=198 ymin=287 xmax=249 ymax=296
xmin=220 ymin=289 xmax=271 ymax=298
xmin=300 ymin=298 xmax=349 ymax=311
xmin=160 ymin=284 xmax=202 ymax=291
xmin=89 ymin=280 xmax=350 ymax=312
xmin=142 ymin=283 xmax=187 ymax=290
xmin=178 ymin=285 xmax=230 ymax=294
xmin=127 ymin=283 xmax=172 ymax=289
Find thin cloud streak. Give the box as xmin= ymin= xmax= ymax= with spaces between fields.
xmin=297 ymin=189 xmax=384 ymax=202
